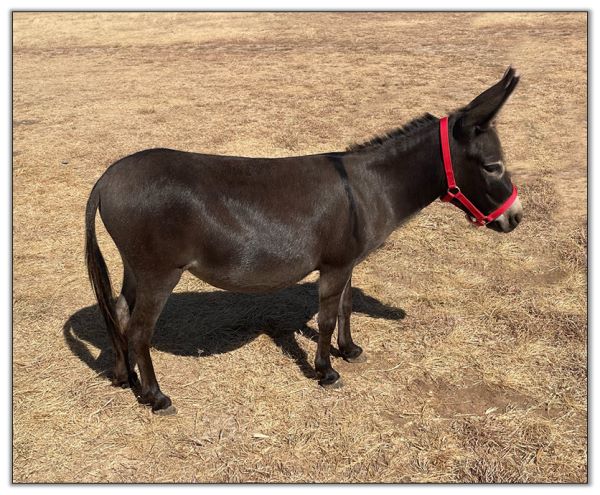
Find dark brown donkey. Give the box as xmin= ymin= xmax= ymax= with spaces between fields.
xmin=86 ymin=68 xmax=523 ymax=414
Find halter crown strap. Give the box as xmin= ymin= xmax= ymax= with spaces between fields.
xmin=439 ymin=116 xmax=518 ymax=227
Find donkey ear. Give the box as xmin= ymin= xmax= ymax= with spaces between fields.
xmin=460 ymin=66 xmax=520 ymax=131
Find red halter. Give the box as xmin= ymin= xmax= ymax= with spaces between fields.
xmin=439 ymin=116 xmax=518 ymax=227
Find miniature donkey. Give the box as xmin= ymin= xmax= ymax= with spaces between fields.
xmin=85 ymin=67 xmax=522 ymax=414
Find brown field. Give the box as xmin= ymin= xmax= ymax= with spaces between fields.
xmin=12 ymin=12 xmax=587 ymax=483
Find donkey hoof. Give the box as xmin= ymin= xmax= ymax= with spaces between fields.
xmin=319 ymin=372 xmax=344 ymax=389
xmin=149 ymin=393 xmax=173 ymax=413
xmin=111 ymin=375 xmax=130 ymax=388
xmin=346 ymin=352 xmax=368 ymax=363
xmin=342 ymin=345 xmax=367 ymax=363
xmin=153 ymin=404 xmax=177 ymax=416
xmin=111 ymin=378 xmax=127 ymax=388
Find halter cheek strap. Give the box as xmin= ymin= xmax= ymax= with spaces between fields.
xmin=439 ymin=116 xmax=518 ymax=227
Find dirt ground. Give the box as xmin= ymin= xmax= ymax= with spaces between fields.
xmin=12 ymin=12 xmax=587 ymax=483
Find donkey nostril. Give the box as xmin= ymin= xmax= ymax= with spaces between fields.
xmin=509 ymin=211 xmax=522 ymax=229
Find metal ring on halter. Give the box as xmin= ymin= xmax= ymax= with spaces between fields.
xmin=466 ymin=214 xmax=483 ymax=225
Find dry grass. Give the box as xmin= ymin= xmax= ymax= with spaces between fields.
xmin=12 ymin=12 xmax=587 ymax=483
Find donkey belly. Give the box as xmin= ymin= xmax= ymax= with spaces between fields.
xmin=186 ymin=257 xmax=316 ymax=293
xmin=185 ymin=224 xmax=320 ymax=292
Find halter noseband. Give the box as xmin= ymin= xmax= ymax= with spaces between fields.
xmin=439 ymin=116 xmax=518 ymax=227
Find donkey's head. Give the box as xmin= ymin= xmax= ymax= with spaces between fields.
xmin=448 ymin=67 xmax=523 ymax=233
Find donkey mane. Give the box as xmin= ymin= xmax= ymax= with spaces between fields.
xmin=346 ymin=113 xmax=439 ymax=152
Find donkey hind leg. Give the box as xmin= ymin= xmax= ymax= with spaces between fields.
xmin=111 ymin=261 xmax=138 ymax=388
xmin=127 ymin=269 xmax=181 ymax=414
xmin=337 ymin=275 xmax=366 ymax=363
xmin=315 ymin=266 xmax=353 ymax=389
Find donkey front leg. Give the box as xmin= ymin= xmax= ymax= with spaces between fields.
xmin=337 ymin=275 xmax=366 ymax=363
xmin=315 ymin=267 xmax=352 ymax=388
xmin=126 ymin=269 xmax=181 ymax=414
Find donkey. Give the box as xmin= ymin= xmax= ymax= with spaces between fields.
xmin=85 ymin=67 xmax=523 ymax=414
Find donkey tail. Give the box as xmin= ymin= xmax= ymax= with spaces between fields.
xmin=85 ymin=185 xmax=124 ymax=349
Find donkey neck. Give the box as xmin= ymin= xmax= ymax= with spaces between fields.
xmin=348 ymin=121 xmax=446 ymax=230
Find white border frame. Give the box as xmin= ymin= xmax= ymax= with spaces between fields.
xmin=4 ymin=2 xmax=593 ymax=493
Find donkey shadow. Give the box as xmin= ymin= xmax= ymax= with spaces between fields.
xmin=63 ymin=282 xmax=405 ymax=380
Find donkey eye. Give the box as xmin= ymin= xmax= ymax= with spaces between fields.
xmin=482 ymin=161 xmax=503 ymax=174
